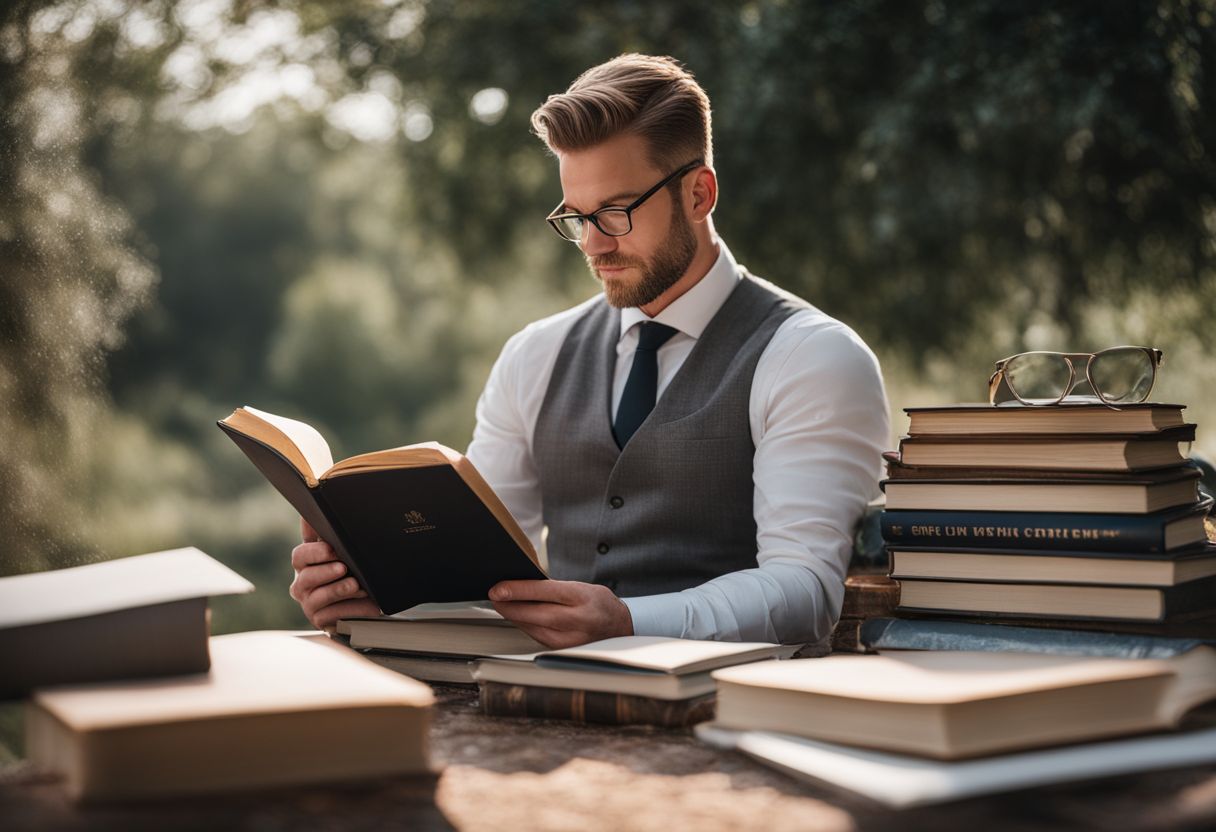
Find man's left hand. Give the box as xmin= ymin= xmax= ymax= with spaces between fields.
xmin=488 ymin=579 xmax=634 ymax=649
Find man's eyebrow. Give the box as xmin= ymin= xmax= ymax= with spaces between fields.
xmin=561 ymin=190 xmax=643 ymax=214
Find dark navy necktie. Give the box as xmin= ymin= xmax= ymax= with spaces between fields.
xmin=613 ymin=322 xmax=679 ymax=448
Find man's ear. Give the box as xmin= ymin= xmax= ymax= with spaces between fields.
xmin=688 ymin=167 xmax=718 ymax=221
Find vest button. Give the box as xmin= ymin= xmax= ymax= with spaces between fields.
xmin=597 ymin=542 xmax=610 ymax=554
xmin=609 ymin=496 xmax=624 ymax=509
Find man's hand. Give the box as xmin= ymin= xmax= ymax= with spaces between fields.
xmin=289 ymin=518 xmax=380 ymax=633
xmin=488 ymin=579 xmax=634 ymax=649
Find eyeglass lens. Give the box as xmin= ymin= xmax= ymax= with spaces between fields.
xmin=1089 ymin=348 xmax=1155 ymax=404
xmin=553 ymin=209 xmax=631 ymax=241
xmin=1005 ymin=354 xmax=1074 ymax=404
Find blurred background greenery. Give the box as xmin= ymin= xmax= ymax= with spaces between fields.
xmin=2 ymin=0 xmax=1214 ymax=639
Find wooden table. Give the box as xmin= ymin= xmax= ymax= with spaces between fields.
xmin=3 ymin=685 xmax=1216 ymax=832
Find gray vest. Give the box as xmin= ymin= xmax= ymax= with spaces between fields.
xmin=533 ymin=271 xmax=806 ymax=597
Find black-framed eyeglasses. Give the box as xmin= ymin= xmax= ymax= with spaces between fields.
xmin=545 ymin=158 xmax=704 ymax=243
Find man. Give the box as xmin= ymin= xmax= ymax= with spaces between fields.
xmin=290 ymin=54 xmax=889 ymax=647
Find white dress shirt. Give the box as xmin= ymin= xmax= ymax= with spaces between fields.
xmin=467 ymin=240 xmax=890 ymax=643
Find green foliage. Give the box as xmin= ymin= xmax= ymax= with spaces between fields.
xmin=1 ymin=0 xmax=1214 ymax=637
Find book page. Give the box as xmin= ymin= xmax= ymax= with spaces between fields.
xmin=533 ymin=636 xmax=790 ymax=673
xmin=243 ymin=406 xmax=334 ymax=481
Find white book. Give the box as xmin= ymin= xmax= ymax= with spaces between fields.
xmin=696 ymin=723 xmax=1216 ymax=808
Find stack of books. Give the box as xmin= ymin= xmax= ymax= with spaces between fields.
xmin=5 ymin=549 xmax=435 ymax=802
xmin=879 ymin=402 xmax=1216 ymax=629
xmin=697 ymin=640 xmax=1216 ymax=807
xmin=337 ymin=602 xmax=547 ymax=685
xmin=471 ymin=636 xmax=797 ymax=727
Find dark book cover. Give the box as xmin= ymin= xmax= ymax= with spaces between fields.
xmin=897 ymin=423 xmax=1196 ymax=444
xmin=839 ymin=574 xmax=901 ymax=619
xmin=218 ymin=423 xmax=545 ymax=615
xmin=890 ymin=609 xmax=1216 ymax=641
xmin=895 ymin=573 xmax=1216 ymax=622
xmin=880 ymin=499 xmax=1213 ymax=553
xmin=0 ymin=599 xmax=211 ymax=700
xmin=477 ymin=681 xmax=716 ymax=727
xmin=857 ymin=617 xmax=1212 ymax=655
xmin=884 ymin=452 xmax=1204 ymax=482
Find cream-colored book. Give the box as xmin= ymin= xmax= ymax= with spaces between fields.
xmin=26 ymin=632 xmax=435 ymax=802
xmin=711 ymin=648 xmax=1216 ymax=760
xmin=339 ymin=602 xmax=546 ymax=657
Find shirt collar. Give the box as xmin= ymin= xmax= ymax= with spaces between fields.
xmin=619 ymin=239 xmax=742 ymax=341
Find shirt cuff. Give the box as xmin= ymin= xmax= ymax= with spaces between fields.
xmin=621 ymin=593 xmax=687 ymax=638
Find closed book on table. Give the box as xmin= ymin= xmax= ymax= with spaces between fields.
xmin=881 ymin=465 xmax=1201 ymax=513
xmin=880 ymin=497 xmax=1212 ymax=552
xmin=25 ymin=632 xmax=435 ymax=802
xmin=0 ymin=548 xmax=253 ymax=699
xmin=896 ymin=425 xmax=1194 ymax=472
xmin=338 ymin=602 xmax=546 ymax=657
xmin=895 ymin=573 xmax=1216 ymax=622
xmin=478 ymin=681 xmax=716 ymax=728
xmin=218 ymin=407 xmax=546 ymax=614
xmin=473 ymin=636 xmax=794 ymax=726
xmin=855 ymin=617 xmax=1214 ymax=657
xmin=903 ymin=402 xmax=1187 ymax=437
xmin=711 ymin=647 xmax=1216 ymax=759
xmin=695 ymin=721 xmax=1216 ymax=809
xmin=888 ymin=542 xmax=1216 ymax=586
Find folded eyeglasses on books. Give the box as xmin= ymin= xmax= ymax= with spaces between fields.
xmin=988 ymin=346 xmax=1162 ymax=409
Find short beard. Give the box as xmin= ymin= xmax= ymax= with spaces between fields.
xmin=588 ymin=191 xmax=698 ymax=309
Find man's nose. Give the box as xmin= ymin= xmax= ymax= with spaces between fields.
xmin=581 ymin=222 xmax=618 ymax=256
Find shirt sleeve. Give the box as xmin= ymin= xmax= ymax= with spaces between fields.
xmin=622 ymin=318 xmax=890 ymax=644
xmin=465 ymin=328 xmax=547 ymax=553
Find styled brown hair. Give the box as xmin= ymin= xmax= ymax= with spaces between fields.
xmin=531 ymin=54 xmax=713 ymax=171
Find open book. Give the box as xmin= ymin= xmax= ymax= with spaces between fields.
xmin=473 ymin=636 xmax=797 ymax=700
xmin=218 ymin=406 xmax=546 ymax=614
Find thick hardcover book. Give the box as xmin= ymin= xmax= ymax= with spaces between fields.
xmin=25 ymin=633 xmax=435 ymax=802
xmin=839 ymin=574 xmax=901 ymax=619
xmin=856 ymin=618 xmax=1210 ymax=657
xmin=0 ymin=548 xmax=253 ymax=699
xmin=890 ymin=608 xmax=1216 ymax=641
xmin=888 ymin=542 xmax=1216 ymax=587
xmin=896 ymin=573 xmax=1216 ymax=622
xmin=880 ymin=496 xmax=1212 ymax=552
xmin=218 ymin=406 xmax=546 ymax=614
xmin=711 ymin=647 xmax=1216 ymax=759
xmin=478 ymin=681 xmax=716 ymax=727
xmin=896 ymin=424 xmax=1195 ymax=471
xmin=881 ymin=464 xmax=1201 ymax=513
xmin=695 ymin=722 xmax=1216 ymax=809
xmin=903 ymin=402 xmax=1186 ymax=437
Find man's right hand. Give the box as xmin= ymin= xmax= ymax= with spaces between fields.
xmin=289 ymin=518 xmax=380 ymax=633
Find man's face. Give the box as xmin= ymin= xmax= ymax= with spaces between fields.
xmin=556 ymin=134 xmax=698 ymax=309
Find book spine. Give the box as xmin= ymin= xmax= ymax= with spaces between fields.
xmin=477 ymin=682 xmax=716 ymax=727
xmin=858 ymin=617 xmax=1205 ymax=657
xmin=881 ymin=509 xmax=1169 ymax=552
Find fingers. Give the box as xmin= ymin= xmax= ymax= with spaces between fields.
xmin=301 ymin=576 xmax=367 ymax=618
xmin=489 ymin=578 xmax=578 ymax=604
xmin=491 ymin=599 xmax=581 ymax=630
xmin=510 ymin=621 xmax=588 ymax=650
xmin=288 ymin=560 xmax=347 ymax=601
xmin=301 ymin=517 xmax=319 ymax=543
xmin=291 ymin=540 xmax=337 ymax=572
xmin=310 ymin=597 xmax=382 ymax=634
